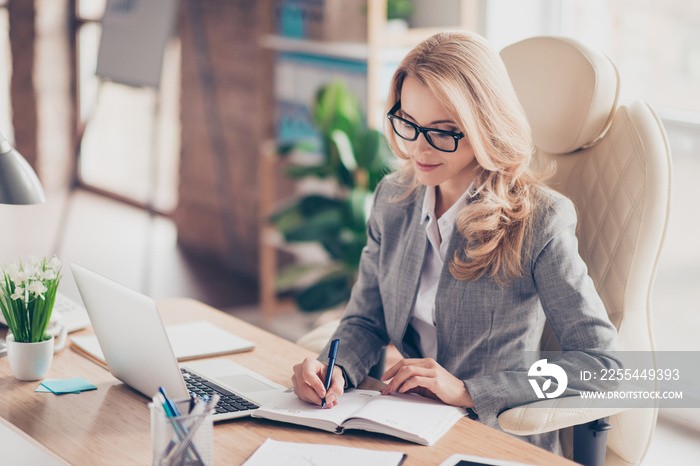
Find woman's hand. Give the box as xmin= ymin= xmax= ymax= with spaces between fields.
xmin=380 ymin=358 xmax=474 ymax=408
xmin=291 ymin=357 xmax=345 ymax=408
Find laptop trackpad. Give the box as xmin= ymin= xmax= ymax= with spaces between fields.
xmin=218 ymin=374 xmax=278 ymax=394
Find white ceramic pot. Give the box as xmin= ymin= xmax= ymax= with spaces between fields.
xmin=6 ymin=334 xmax=54 ymax=381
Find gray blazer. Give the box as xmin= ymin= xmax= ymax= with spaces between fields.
xmin=321 ymin=175 xmax=619 ymax=451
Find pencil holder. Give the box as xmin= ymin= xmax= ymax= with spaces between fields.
xmin=150 ymin=399 xmax=214 ymax=466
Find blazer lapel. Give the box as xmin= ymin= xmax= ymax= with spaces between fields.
xmin=434 ymin=192 xmax=480 ymax=360
xmin=391 ymin=192 xmax=428 ymax=353
xmin=434 ymin=227 xmax=468 ymax=359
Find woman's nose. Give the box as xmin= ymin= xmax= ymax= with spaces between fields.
xmin=410 ymin=132 xmax=433 ymax=155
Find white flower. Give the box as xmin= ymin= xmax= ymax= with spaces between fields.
xmin=2 ymin=256 xmax=61 ymax=309
xmin=5 ymin=261 xmax=20 ymax=276
xmin=10 ymin=287 xmax=25 ymax=301
xmin=47 ymin=256 xmax=61 ymax=269
xmin=28 ymin=281 xmax=47 ymax=300
xmin=38 ymin=269 xmax=57 ymax=280
xmin=9 ymin=269 xmax=31 ymax=286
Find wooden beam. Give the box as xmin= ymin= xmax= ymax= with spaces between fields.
xmin=8 ymin=0 xmax=38 ymax=170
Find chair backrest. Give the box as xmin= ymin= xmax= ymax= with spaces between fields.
xmin=501 ymin=37 xmax=672 ymax=465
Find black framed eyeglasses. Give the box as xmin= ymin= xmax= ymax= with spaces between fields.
xmin=387 ymin=101 xmax=465 ymax=153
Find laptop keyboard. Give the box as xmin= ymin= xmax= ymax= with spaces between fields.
xmin=181 ymin=368 xmax=260 ymax=415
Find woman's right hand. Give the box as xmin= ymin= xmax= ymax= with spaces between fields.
xmin=291 ymin=357 xmax=345 ymax=408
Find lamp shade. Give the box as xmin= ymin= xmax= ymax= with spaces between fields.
xmin=0 ymin=131 xmax=46 ymax=205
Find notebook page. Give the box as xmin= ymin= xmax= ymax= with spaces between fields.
xmin=253 ymin=389 xmax=380 ymax=431
xmin=345 ymin=392 xmax=466 ymax=445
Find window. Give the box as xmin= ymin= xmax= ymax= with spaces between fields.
xmin=75 ymin=0 xmax=180 ymax=212
xmin=560 ymin=0 xmax=700 ymax=114
xmin=483 ymin=0 xmax=562 ymax=50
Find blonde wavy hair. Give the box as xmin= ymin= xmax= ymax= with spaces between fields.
xmin=385 ymin=31 xmax=545 ymax=283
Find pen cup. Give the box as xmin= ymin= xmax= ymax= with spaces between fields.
xmin=150 ymin=399 xmax=214 ymax=466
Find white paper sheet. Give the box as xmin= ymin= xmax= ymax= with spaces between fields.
xmin=243 ymin=439 xmax=405 ymax=466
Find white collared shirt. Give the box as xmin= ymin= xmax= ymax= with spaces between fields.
xmin=409 ymin=185 xmax=472 ymax=359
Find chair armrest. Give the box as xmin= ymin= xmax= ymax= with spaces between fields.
xmin=497 ymin=397 xmax=627 ymax=435
xmin=296 ymin=319 xmax=341 ymax=353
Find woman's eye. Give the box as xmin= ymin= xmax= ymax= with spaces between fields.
xmin=430 ymin=132 xmax=452 ymax=141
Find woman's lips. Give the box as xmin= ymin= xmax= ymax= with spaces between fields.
xmin=415 ymin=160 xmax=441 ymax=172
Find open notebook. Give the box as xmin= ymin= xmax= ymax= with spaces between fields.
xmin=70 ymin=320 xmax=255 ymax=367
xmin=252 ymin=388 xmax=466 ymax=446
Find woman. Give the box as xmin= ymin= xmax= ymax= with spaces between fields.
xmin=291 ymin=31 xmax=618 ymax=453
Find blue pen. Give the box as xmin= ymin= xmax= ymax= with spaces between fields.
xmin=322 ymin=339 xmax=340 ymax=408
xmin=158 ymin=387 xmax=182 ymax=417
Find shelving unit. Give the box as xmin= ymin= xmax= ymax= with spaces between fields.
xmin=257 ymin=0 xmax=479 ymax=321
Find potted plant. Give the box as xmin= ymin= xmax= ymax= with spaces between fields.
xmin=269 ymin=81 xmax=395 ymax=312
xmin=386 ymin=0 xmax=414 ymax=33
xmin=0 ymin=256 xmax=63 ymax=380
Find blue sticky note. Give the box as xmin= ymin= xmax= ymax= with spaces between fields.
xmin=36 ymin=379 xmax=74 ymax=393
xmin=40 ymin=377 xmax=97 ymax=394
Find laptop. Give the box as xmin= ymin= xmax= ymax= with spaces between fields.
xmin=70 ymin=263 xmax=285 ymax=421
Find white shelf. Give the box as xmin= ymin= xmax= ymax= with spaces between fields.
xmin=260 ymin=34 xmax=409 ymax=62
xmin=260 ymin=35 xmax=368 ymax=60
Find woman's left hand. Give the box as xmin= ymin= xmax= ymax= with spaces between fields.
xmin=380 ymin=358 xmax=474 ymax=408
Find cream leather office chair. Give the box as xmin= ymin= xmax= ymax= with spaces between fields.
xmin=297 ymin=34 xmax=672 ymax=466
xmin=497 ymin=37 xmax=672 ymax=466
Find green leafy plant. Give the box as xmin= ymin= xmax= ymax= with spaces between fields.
xmin=387 ymin=0 xmax=414 ymax=21
xmin=0 ymin=256 xmax=62 ymax=342
xmin=270 ymin=81 xmax=395 ymax=312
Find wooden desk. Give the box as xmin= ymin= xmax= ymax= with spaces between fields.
xmin=0 ymin=299 xmax=575 ymax=465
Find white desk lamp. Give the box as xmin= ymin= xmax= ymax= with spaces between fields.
xmin=0 ymin=130 xmax=46 ymax=354
xmin=0 ymin=130 xmax=46 ymax=205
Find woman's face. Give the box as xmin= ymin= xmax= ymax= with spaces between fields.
xmin=399 ymin=76 xmax=478 ymax=198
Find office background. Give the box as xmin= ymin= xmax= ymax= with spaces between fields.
xmin=0 ymin=1 xmax=698 ymax=464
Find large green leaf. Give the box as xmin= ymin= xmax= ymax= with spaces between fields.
xmin=276 ymin=140 xmax=318 ymax=157
xmin=337 ymin=230 xmax=366 ymax=268
xmin=269 ymin=195 xmax=345 ymax=243
xmin=324 ymin=134 xmax=354 ymax=188
xmin=320 ymin=228 xmax=366 ymax=267
xmin=283 ymin=208 xmax=344 ymax=242
xmin=268 ymin=202 xmax=303 ymax=230
xmin=313 ymin=82 xmax=362 ymax=135
xmin=347 ymin=188 xmax=372 ymax=232
xmin=285 ymin=164 xmax=332 ymax=179
xmin=354 ymin=129 xmax=380 ymax=170
xmin=274 ymin=262 xmax=344 ymax=293
xmin=298 ymin=195 xmax=343 ymax=216
xmin=295 ymin=269 xmax=355 ymax=312
xmin=368 ymin=137 xmax=395 ymax=191
xmin=270 ymin=195 xmax=339 ymax=223
xmin=330 ymin=129 xmax=357 ymax=173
